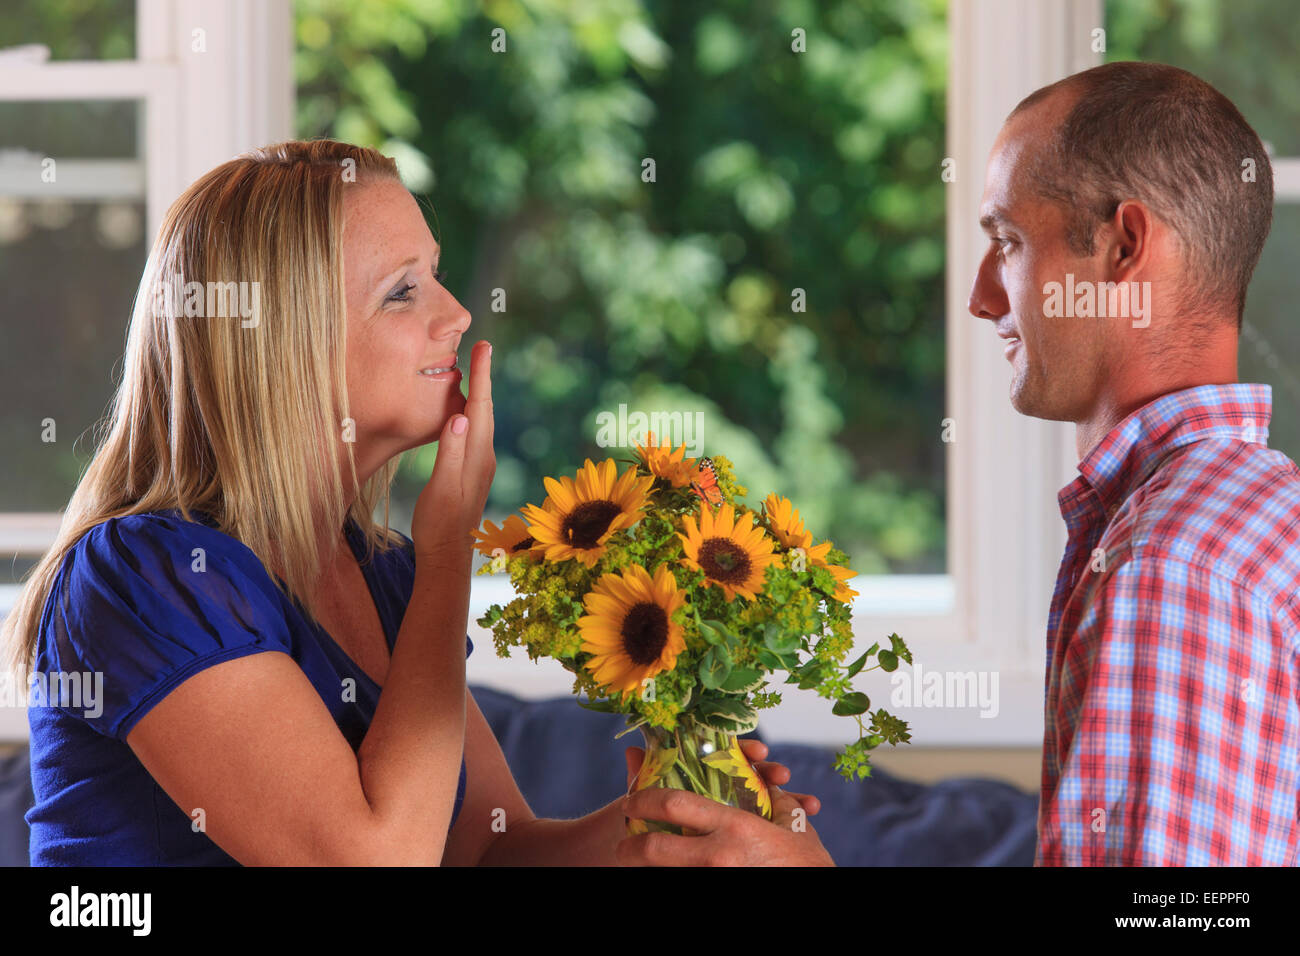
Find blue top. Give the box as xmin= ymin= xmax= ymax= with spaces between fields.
xmin=25 ymin=508 xmax=472 ymax=865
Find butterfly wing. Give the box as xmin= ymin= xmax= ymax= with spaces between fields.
xmin=690 ymin=458 xmax=724 ymax=506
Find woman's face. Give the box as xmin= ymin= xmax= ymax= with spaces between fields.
xmin=341 ymin=179 xmax=471 ymax=480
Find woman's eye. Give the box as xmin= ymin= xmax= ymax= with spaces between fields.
xmin=387 ymin=283 xmax=415 ymax=303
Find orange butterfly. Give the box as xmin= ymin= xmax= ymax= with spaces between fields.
xmin=690 ymin=457 xmax=724 ymax=507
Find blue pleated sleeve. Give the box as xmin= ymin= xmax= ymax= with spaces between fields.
xmin=39 ymin=513 xmax=294 ymax=741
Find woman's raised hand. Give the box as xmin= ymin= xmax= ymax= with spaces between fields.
xmin=412 ymin=340 xmax=495 ymax=568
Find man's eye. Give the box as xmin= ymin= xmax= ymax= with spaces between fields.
xmin=387 ymin=283 xmax=415 ymax=303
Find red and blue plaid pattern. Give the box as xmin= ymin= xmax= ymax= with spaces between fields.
xmin=1038 ymin=384 xmax=1300 ymax=865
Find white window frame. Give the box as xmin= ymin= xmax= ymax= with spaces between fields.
xmin=0 ymin=0 xmax=292 ymax=739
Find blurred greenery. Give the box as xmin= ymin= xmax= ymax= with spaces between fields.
xmin=0 ymin=0 xmax=134 ymax=59
xmin=1104 ymin=0 xmax=1300 ymax=463
xmin=296 ymin=0 xmax=949 ymax=574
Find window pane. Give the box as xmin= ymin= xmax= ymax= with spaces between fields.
xmin=0 ymin=198 xmax=148 ymax=512
xmin=0 ymin=1 xmax=136 ymax=61
xmin=0 ymin=99 xmax=147 ymax=516
xmin=0 ymin=100 xmax=138 ymax=159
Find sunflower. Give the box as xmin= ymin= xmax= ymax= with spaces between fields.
xmin=702 ymin=737 xmax=772 ymax=818
xmin=677 ymin=503 xmax=778 ymax=602
xmin=522 ymin=458 xmax=655 ymax=567
xmin=633 ymin=431 xmax=697 ymax=488
xmin=762 ymin=493 xmax=858 ymax=603
xmin=763 ymin=493 xmax=813 ymax=550
xmin=471 ymin=513 xmax=541 ymax=561
xmin=812 ymin=551 xmax=859 ymax=604
xmin=578 ymin=563 xmax=686 ymax=696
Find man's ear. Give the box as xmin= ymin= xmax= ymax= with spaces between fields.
xmin=1110 ymin=199 xmax=1155 ymax=280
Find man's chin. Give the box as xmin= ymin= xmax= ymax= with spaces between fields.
xmin=1009 ymin=372 xmax=1048 ymax=419
xmin=1010 ymin=382 xmax=1075 ymax=423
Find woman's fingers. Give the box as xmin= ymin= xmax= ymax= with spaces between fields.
xmin=465 ymin=340 xmax=493 ymax=443
xmin=430 ymin=406 xmax=467 ymax=484
xmin=735 ymin=740 xmax=821 ymax=816
xmin=751 ymin=760 xmax=791 ymax=786
xmin=771 ymin=786 xmax=821 ymax=816
xmin=465 ymin=339 xmax=492 ymax=405
xmin=624 ymin=746 xmax=644 ymax=790
xmin=737 ymin=738 xmax=768 ymax=761
xmin=464 ymin=339 xmax=495 ymax=496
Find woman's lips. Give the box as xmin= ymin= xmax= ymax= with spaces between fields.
xmin=417 ymin=366 xmax=462 ymax=382
xmin=418 ymin=355 xmax=459 ymax=381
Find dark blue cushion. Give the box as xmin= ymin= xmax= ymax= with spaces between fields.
xmin=0 ymin=746 xmax=34 ymax=867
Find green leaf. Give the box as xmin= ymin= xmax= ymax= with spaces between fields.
xmin=832 ymin=692 xmax=871 ymax=716
xmin=719 ymin=666 xmax=764 ymax=693
xmin=845 ymin=650 xmax=871 ymax=678
xmin=877 ymin=649 xmax=899 ymax=672
xmin=577 ymin=697 xmax=619 ymax=713
xmin=695 ymin=696 xmax=759 ymax=735
xmin=888 ymin=633 xmax=914 ymax=665
xmin=696 ymin=617 xmax=728 ymax=646
xmin=698 ymin=645 xmax=733 ymax=690
xmin=763 ymin=622 xmax=801 ymax=655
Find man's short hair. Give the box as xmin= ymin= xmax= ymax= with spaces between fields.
xmin=1010 ymin=61 xmax=1273 ymax=329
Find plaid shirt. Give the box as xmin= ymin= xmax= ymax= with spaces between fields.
xmin=1037 ymin=383 xmax=1300 ymax=866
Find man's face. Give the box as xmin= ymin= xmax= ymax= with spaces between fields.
xmin=968 ymin=101 xmax=1115 ymax=423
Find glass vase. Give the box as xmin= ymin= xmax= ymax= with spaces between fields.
xmin=627 ymin=717 xmax=772 ymax=836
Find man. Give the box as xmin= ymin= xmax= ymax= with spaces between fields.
xmin=968 ymin=61 xmax=1300 ymax=865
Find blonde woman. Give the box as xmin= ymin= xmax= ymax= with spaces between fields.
xmin=3 ymin=140 xmax=831 ymax=866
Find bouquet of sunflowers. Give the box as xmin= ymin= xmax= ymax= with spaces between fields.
xmin=473 ymin=433 xmax=913 ymax=833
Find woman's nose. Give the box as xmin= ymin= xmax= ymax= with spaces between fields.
xmin=434 ymin=291 xmax=472 ymax=337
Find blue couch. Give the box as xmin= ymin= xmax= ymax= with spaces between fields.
xmin=0 ymin=685 xmax=1038 ymax=865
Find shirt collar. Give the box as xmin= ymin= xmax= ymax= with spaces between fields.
xmin=1060 ymin=383 xmax=1273 ymax=520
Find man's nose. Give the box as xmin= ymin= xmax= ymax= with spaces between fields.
xmin=967 ymin=252 xmax=1008 ymax=321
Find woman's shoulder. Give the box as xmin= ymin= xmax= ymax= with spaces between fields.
xmin=75 ymin=507 xmax=240 ymax=553
xmin=57 ymin=507 xmax=286 ymax=608
xmin=40 ymin=508 xmax=299 ymax=741
xmin=58 ymin=509 xmax=270 ymax=595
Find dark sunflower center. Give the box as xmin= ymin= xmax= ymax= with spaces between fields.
xmin=621 ymin=602 xmax=669 ymax=666
xmin=562 ymin=500 xmax=623 ymax=548
xmin=510 ymin=536 xmax=535 ymax=553
xmin=699 ymin=538 xmax=752 ymax=583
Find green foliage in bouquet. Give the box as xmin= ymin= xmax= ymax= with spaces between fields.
xmin=473 ymin=435 xmax=913 ymax=781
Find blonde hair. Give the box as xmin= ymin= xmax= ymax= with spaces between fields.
xmin=2 ymin=139 xmax=410 ymax=682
